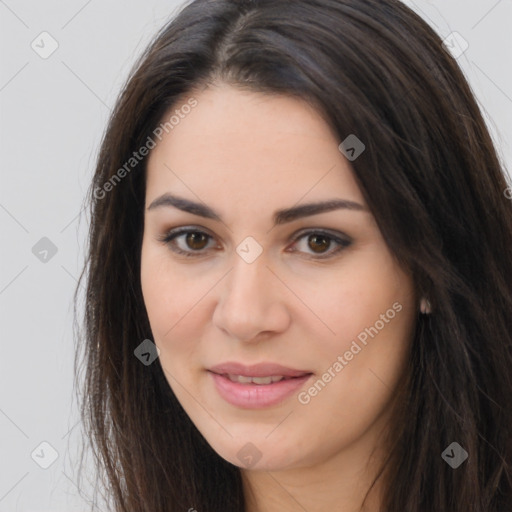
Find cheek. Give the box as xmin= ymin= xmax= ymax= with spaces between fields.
xmin=311 ymin=248 xmax=414 ymax=357
xmin=141 ymin=263 xmax=207 ymax=401
xmin=140 ymin=247 xmax=203 ymax=358
xmin=311 ymin=260 xmax=415 ymax=414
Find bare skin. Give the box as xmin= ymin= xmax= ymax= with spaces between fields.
xmin=140 ymin=83 xmax=418 ymax=511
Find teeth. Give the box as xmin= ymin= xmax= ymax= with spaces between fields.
xmin=226 ymin=374 xmax=286 ymax=385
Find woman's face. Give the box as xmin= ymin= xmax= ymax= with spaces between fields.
xmin=140 ymin=83 xmax=417 ymax=472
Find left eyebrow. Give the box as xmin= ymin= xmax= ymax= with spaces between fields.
xmin=146 ymin=193 xmax=367 ymax=225
xmin=274 ymin=198 xmax=367 ymax=224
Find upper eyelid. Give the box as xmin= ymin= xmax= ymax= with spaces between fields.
xmin=161 ymin=225 xmax=351 ymax=242
xmin=162 ymin=226 xmax=220 ymax=245
xmin=160 ymin=226 xmax=351 ymax=254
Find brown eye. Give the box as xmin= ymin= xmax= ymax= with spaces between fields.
xmin=185 ymin=232 xmax=209 ymax=250
xmin=290 ymin=229 xmax=352 ymax=259
xmin=307 ymin=234 xmax=331 ymax=253
xmin=159 ymin=228 xmax=216 ymax=258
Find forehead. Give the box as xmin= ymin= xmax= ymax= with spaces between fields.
xmin=145 ymin=84 xmax=365 ymax=211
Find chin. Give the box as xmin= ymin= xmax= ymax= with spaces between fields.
xmin=204 ymin=434 xmax=305 ymax=472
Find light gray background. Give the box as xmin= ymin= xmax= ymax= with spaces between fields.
xmin=0 ymin=1 xmax=511 ymax=511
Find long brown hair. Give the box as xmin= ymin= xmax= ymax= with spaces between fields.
xmin=74 ymin=0 xmax=512 ymax=510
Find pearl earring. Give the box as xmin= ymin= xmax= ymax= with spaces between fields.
xmin=420 ymin=298 xmax=432 ymax=314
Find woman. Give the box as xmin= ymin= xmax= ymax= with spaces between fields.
xmin=74 ymin=0 xmax=512 ymax=510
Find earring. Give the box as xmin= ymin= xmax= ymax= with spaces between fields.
xmin=420 ymin=298 xmax=432 ymax=314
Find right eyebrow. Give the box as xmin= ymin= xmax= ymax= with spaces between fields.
xmin=147 ymin=193 xmax=367 ymax=225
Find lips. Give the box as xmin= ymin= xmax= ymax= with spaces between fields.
xmin=209 ymin=372 xmax=313 ymax=409
xmin=207 ymin=362 xmax=313 ymax=408
xmin=224 ymin=374 xmax=289 ymax=385
xmin=208 ymin=361 xmax=312 ymax=379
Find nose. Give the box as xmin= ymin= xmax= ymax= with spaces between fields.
xmin=212 ymin=253 xmax=291 ymax=342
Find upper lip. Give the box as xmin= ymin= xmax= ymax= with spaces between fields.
xmin=208 ymin=362 xmax=312 ymax=378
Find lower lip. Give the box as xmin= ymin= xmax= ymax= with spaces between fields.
xmin=209 ymin=371 xmax=313 ymax=409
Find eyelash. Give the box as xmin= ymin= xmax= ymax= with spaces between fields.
xmin=157 ymin=226 xmax=352 ymax=260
